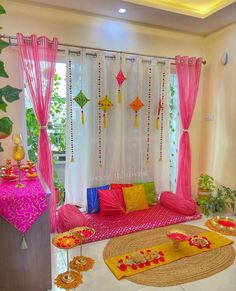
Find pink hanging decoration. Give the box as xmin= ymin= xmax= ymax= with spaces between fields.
xmin=116 ymin=69 xmax=126 ymax=86
xmin=116 ymin=69 xmax=126 ymax=103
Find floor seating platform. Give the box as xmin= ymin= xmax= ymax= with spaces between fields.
xmin=85 ymin=203 xmax=201 ymax=243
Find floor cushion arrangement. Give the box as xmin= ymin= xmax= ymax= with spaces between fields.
xmin=87 ymin=184 xmax=110 ymax=213
xmin=122 ymin=184 xmax=149 ymax=212
xmin=57 ymin=204 xmax=87 ymax=233
xmin=133 ymin=181 xmax=156 ymax=205
xmin=98 ymin=188 xmax=126 ymax=216
xmin=160 ymin=191 xmax=196 ymax=216
xmin=66 ymin=182 xmax=201 ymax=242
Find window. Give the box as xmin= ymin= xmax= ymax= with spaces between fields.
xmin=169 ymin=74 xmax=180 ymax=192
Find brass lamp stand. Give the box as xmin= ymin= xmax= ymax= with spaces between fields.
xmin=12 ymin=134 xmax=25 ymax=188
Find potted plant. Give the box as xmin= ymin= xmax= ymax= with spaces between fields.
xmin=54 ymin=170 xmax=65 ymax=205
xmin=198 ymin=185 xmax=236 ymax=217
xmin=0 ymin=4 xmax=22 ymax=152
xmin=198 ymin=173 xmax=215 ymax=199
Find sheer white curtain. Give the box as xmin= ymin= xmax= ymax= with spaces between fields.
xmin=65 ymin=50 xmax=170 ymax=207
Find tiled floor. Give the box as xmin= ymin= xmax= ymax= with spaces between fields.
xmin=49 ymin=216 xmax=236 ymax=291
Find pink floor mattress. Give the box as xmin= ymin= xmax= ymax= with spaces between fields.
xmin=85 ymin=203 xmax=201 ymax=243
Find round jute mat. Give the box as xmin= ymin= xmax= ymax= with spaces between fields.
xmin=103 ymin=224 xmax=235 ymax=287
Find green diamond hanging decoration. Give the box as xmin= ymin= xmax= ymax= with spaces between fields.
xmin=73 ymin=90 xmax=90 ymax=125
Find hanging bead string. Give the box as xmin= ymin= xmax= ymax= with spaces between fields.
xmin=81 ymin=49 xmax=84 ymax=125
xmin=68 ymin=58 xmax=74 ymax=162
xmin=159 ymin=70 xmax=165 ymax=161
xmin=146 ymin=63 xmax=152 ymax=163
xmin=98 ymin=59 xmax=102 ymax=167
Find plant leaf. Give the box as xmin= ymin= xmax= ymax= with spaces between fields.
xmin=0 ymin=142 xmax=3 ymax=152
xmin=0 ymin=117 xmax=13 ymax=134
xmin=0 ymin=39 xmax=9 ymax=53
xmin=0 ymin=100 xmax=7 ymax=112
xmin=0 ymin=61 xmax=9 ymax=78
xmin=0 ymin=5 xmax=6 ymax=14
xmin=0 ymin=85 xmax=22 ymax=103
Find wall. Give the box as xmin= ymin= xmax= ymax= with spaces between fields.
xmin=200 ymin=23 xmax=236 ymax=188
xmin=0 ymin=0 xmax=206 ymax=192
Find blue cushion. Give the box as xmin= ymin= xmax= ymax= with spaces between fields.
xmin=87 ymin=185 xmax=110 ymax=213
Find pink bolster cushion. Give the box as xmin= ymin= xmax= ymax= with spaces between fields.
xmin=57 ymin=204 xmax=87 ymax=233
xmin=160 ymin=191 xmax=196 ymax=216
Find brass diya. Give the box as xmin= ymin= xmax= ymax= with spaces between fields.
xmin=167 ymin=229 xmax=189 ymax=250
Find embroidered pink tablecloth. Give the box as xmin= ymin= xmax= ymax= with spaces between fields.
xmin=0 ymin=171 xmax=47 ymax=234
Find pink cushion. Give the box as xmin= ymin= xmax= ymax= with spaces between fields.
xmin=160 ymin=191 xmax=196 ymax=216
xmin=98 ymin=188 xmax=126 ymax=216
xmin=110 ymin=183 xmax=133 ymax=191
xmin=57 ymin=204 xmax=87 ymax=233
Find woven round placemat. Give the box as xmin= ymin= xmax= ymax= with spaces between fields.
xmin=103 ymin=224 xmax=235 ymax=287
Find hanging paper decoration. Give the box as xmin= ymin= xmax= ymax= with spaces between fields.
xmin=68 ymin=58 xmax=74 ymax=162
xmin=146 ymin=64 xmax=152 ymax=163
xmin=129 ymin=97 xmax=144 ymax=128
xmin=73 ymin=90 xmax=90 ymax=125
xmin=98 ymin=95 xmax=113 ymax=128
xmin=97 ymin=61 xmax=102 ymax=167
xmin=116 ymin=69 xmax=126 ymax=103
xmin=159 ymin=71 xmax=165 ymax=161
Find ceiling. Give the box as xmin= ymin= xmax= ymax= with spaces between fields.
xmin=17 ymin=0 xmax=236 ymax=35
xmin=124 ymin=0 xmax=235 ymax=18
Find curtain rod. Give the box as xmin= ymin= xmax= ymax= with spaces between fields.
xmin=0 ymin=34 xmax=206 ymax=65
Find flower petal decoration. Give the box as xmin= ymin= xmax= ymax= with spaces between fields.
xmin=98 ymin=95 xmax=113 ymax=128
xmin=74 ymin=90 xmax=90 ymax=125
xmin=129 ymin=96 xmax=144 ymax=127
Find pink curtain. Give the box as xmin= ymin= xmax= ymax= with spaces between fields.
xmin=175 ymin=55 xmax=202 ymax=201
xmin=17 ymin=33 xmax=58 ymax=232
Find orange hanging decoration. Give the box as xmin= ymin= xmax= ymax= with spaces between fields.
xmin=129 ymin=96 xmax=144 ymax=128
xmin=98 ymin=95 xmax=113 ymax=128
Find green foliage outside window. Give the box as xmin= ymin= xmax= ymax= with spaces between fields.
xmin=26 ymin=73 xmax=66 ymax=162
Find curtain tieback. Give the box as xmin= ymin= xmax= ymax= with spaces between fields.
xmin=183 ymin=129 xmax=188 ymax=132
xmin=40 ymin=126 xmax=48 ymax=129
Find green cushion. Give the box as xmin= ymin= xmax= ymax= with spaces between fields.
xmin=133 ymin=181 xmax=156 ymax=205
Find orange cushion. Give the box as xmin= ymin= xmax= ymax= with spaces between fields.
xmin=122 ymin=184 xmax=149 ymax=212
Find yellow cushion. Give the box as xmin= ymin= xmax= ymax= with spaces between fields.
xmin=122 ymin=184 xmax=149 ymax=212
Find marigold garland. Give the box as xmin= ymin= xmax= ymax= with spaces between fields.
xmin=98 ymin=60 xmax=102 ymax=167
xmin=159 ymin=71 xmax=165 ymax=161
xmin=146 ymin=64 xmax=152 ymax=163
xmin=54 ymin=271 xmax=83 ymax=290
xmin=70 ymin=256 xmax=95 ymax=272
xmin=68 ymin=58 xmax=74 ymax=162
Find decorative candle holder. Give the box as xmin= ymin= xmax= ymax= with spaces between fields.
xmin=69 ymin=226 xmax=95 ymax=272
xmin=205 ymin=216 xmax=236 ymax=236
xmin=167 ymin=229 xmax=189 ymax=250
xmin=12 ymin=134 xmax=25 ymax=188
xmin=52 ymin=231 xmax=83 ymax=289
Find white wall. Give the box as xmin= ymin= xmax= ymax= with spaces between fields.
xmin=200 ymin=23 xmax=236 ymax=188
xmin=0 ymin=0 xmax=207 ymax=192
